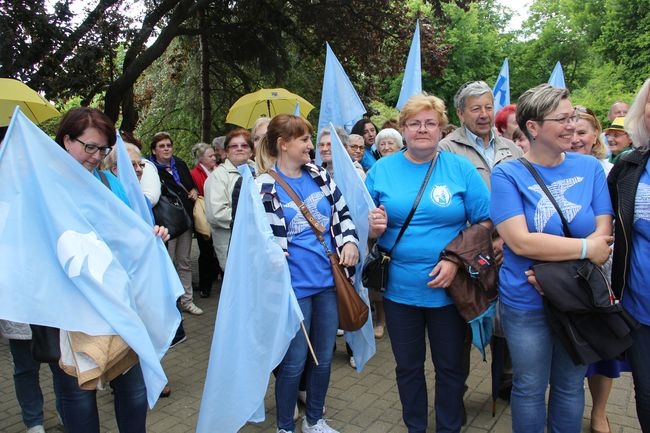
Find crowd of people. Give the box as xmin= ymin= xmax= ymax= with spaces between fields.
xmin=3 ymin=76 xmax=650 ymax=433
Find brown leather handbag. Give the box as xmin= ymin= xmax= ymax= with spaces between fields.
xmin=269 ymin=170 xmax=369 ymax=331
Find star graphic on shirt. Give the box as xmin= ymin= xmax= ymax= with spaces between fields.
xmin=284 ymin=191 xmax=328 ymax=240
xmin=634 ymin=182 xmax=650 ymax=223
xmin=528 ymin=176 xmax=583 ymax=232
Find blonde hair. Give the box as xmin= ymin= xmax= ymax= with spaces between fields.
xmin=398 ymin=93 xmax=449 ymax=130
xmin=576 ymin=109 xmax=607 ymax=159
xmin=102 ymin=142 xmax=142 ymax=170
xmin=255 ymin=114 xmax=313 ymax=173
xmin=626 ymin=78 xmax=650 ymax=148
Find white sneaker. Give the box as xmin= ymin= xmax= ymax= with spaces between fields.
xmin=336 ymin=329 xmax=344 ymax=336
xmin=349 ymin=356 xmax=356 ymax=369
xmin=182 ymin=302 xmax=204 ymax=315
xmin=301 ymin=418 xmax=339 ymax=433
xmin=26 ymin=426 xmax=45 ymax=433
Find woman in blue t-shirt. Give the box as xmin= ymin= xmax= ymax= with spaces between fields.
xmin=367 ymin=94 xmax=491 ymax=433
xmin=256 ymin=114 xmax=359 ymax=433
xmin=608 ymin=77 xmax=650 ymax=432
xmin=490 ymin=84 xmax=613 ymax=433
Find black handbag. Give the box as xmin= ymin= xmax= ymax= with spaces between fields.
xmin=153 ymin=182 xmax=192 ymax=240
xmin=30 ymin=324 xmax=61 ymax=363
xmin=362 ymin=154 xmax=437 ymax=293
xmin=519 ymin=157 xmax=638 ymax=364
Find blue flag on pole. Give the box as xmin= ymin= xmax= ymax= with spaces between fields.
xmin=396 ymin=20 xmax=422 ymax=111
xmin=115 ymin=132 xmax=153 ymax=224
xmin=329 ymin=123 xmax=376 ymax=371
xmin=0 ymin=109 xmax=183 ymax=408
xmin=196 ymin=167 xmax=304 ymax=433
xmin=316 ymin=42 xmax=366 ymax=165
xmin=548 ymin=61 xmax=567 ymax=89
xmin=492 ymin=58 xmax=510 ymax=114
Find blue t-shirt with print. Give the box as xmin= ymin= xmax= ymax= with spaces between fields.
xmin=275 ymin=168 xmax=335 ymax=299
xmin=625 ymin=160 xmax=650 ymax=325
xmin=365 ymin=151 xmax=490 ymax=308
xmin=490 ymin=153 xmax=613 ymax=311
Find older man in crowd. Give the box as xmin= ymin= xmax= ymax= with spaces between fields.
xmin=438 ymin=80 xmax=523 ymax=418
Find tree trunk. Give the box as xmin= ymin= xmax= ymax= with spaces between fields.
xmin=199 ymin=9 xmax=211 ymax=143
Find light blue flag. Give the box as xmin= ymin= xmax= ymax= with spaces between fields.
xmin=293 ymin=100 xmax=301 ymax=116
xmin=316 ymin=42 xmax=366 ymax=165
xmin=492 ymin=58 xmax=510 ymax=114
xmin=115 ymin=132 xmax=153 ymax=224
xmin=0 ymin=109 xmax=183 ymax=408
xmin=196 ymin=167 xmax=304 ymax=433
xmin=396 ymin=20 xmax=422 ymax=111
xmin=329 ymin=122 xmax=376 ymax=372
xmin=548 ymin=61 xmax=567 ymax=89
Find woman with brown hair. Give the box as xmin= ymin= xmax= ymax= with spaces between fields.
xmin=256 ymin=114 xmax=359 ymax=433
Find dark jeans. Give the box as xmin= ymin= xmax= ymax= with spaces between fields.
xmin=9 ymin=339 xmax=61 ymax=428
xmin=384 ymin=299 xmax=466 ymax=433
xmin=276 ymin=287 xmax=338 ymax=431
xmin=51 ymin=361 xmax=147 ymax=433
xmin=196 ymin=233 xmax=219 ymax=294
xmin=628 ymin=323 xmax=650 ymax=432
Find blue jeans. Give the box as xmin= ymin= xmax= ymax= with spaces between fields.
xmin=627 ymin=323 xmax=650 ymax=431
xmin=51 ymin=361 xmax=147 ymax=433
xmin=384 ymin=300 xmax=466 ymax=433
xmin=500 ymin=303 xmax=587 ymax=433
xmin=276 ymin=287 xmax=338 ymax=431
xmin=9 ymin=339 xmax=61 ymax=428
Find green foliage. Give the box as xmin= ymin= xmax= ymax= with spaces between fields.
xmin=595 ymin=0 xmax=650 ymax=86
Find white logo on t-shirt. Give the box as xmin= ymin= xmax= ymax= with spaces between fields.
xmin=284 ymin=191 xmax=328 ymax=240
xmin=634 ymin=182 xmax=650 ymax=223
xmin=528 ymin=176 xmax=583 ymax=232
xmin=430 ymin=185 xmax=452 ymax=207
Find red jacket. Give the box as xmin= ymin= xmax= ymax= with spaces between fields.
xmin=190 ymin=164 xmax=211 ymax=196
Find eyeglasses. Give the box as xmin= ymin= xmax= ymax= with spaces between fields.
xmin=347 ymin=145 xmax=364 ymax=151
xmin=404 ymin=120 xmax=440 ymax=131
xmin=606 ymin=132 xmax=627 ymax=139
xmin=537 ymin=113 xmax=580 ymax=125
xmin=75 ymin=137 xmax=113 ymax=156
xmin=228 ymin=143 xmax=250 ymax=150
xmin=156 ymin=142 xmax=173 ymax=149
xmin=132 ymin=161 xmax=146 ymax=169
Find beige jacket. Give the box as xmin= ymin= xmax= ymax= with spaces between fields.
xmin=204 ymin=158 xmax=256 ymax=270
xmin=438 ymin=127 xmax=522 ymax=189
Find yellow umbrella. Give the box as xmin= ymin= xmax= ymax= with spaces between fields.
xmin=226 ymin=88 xmax=314 ymax=128
xmin=0 ymin=78 xmax=61 ymax=127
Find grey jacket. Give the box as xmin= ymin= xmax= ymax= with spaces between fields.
xmin=439 ymin=127 xmax=522 ymax=189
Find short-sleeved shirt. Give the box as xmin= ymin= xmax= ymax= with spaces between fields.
xmin=490 ymin=153 xmax=613 ymax=311
xmin=275 ymin=168 xmax=335 ymax=298
xmin=365 ymin=151 xmax=490 ymax=307
xmin=626 ymin=160 xmax=650 ymax=325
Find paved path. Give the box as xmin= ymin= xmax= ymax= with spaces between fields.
xmin=0 ymin=241 xmax=642 ymax=433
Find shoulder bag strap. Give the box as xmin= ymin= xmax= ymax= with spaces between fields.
xmin=388 ymin=152 xmax=438 ymax=254
xmin=518 ymin=157 xmax=573 ymax=238
xmin=268 ymin=169 xmax=331 ymax=253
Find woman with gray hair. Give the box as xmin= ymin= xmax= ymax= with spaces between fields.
xmin=375 ymin=128 xmax=404 ymax=157
xmin=608 ymin=77 xmax=650 ymax=431
xmin=190 ymin=142 xmax=220 ymax=298
xmin=491 ymin=84 xmax=613 ymax=433
xmin=317 ymin=126 xmax=348 ymax=179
